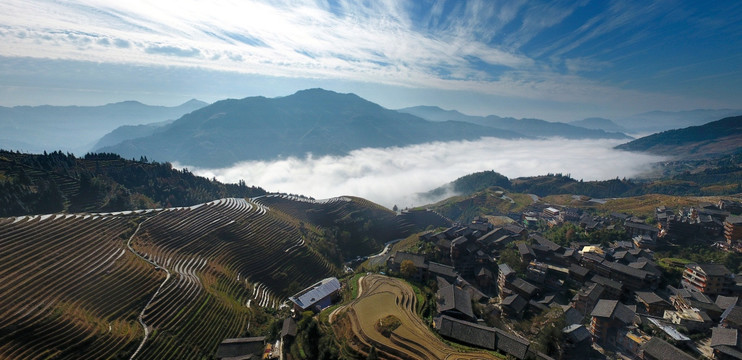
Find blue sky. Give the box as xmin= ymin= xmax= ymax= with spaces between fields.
xmin=1 ymin=0 xmax=740 ymax=121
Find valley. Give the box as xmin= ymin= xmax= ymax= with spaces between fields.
xmin=1 ymin=91 xmax=741 ymax=360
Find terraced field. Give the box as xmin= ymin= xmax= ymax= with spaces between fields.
xmin=0 ymin=196 xmax=357 ymax=359
xmin=333 ymin=274 xmax=501 ymax=360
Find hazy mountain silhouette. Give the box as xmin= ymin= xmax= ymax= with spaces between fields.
xmin=0 ymin=99 xmax=207 ymax=154
xmin=399 ymin=106 xmax=631 ymax=140
xmin=99 ymin=89 xmax=525 ymax=167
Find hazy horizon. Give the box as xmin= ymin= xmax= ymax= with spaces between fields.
xmin=2 ymin=1 xmax=741 ymax=122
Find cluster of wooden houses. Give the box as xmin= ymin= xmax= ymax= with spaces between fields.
xmin=385 ymin=199 xmax=742 ymax=359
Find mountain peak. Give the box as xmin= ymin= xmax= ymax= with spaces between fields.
xmin=180 ymin=99 xmax=208 ymax=108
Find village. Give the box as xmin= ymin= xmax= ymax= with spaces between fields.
xmin=382 ymin=198 xmax=742 ymax=359
xmin=213 ymin=197 xmax=742 ymax=360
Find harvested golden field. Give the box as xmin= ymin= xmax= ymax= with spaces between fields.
xmin=333 ymin=274 xmax=501 ymax=360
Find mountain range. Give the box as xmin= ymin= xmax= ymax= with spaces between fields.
xmin=398 ymin=106 xmax=631 ymax=140
xmin=98 ymin=89 xmax=528 ymax=167
xmin=98 ymin=89 xmax=639 ymax=168
xmin=0 ymin=99 xmax=207 ymax=154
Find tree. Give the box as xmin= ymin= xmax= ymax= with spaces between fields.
xmin=400 ymin=260 xmax=416 ymax=279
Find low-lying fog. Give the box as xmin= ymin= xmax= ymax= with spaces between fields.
xmin=186 ymin=138 xmax=665 ymax=209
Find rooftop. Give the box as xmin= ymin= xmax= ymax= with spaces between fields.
xmin=635 ymin=291 xmax=666 ymax=305
xmin=590 ymin=299 xmax=635 ymax=324
xmin=438 ymin=284 xmax=474 ymax=320
xmin=288 ymin=277 xmax=341 ymax=310
xmin=436 ymin=315 xmax=495 ymax=349
xmin=711 ymin=327 xmax=739 ymax=348
xmin=641 ymin=337 xmax=695 ymax=360
xmin=689 ymin=263 xmax=732 ymax=277
xmin=390 ymin=251 xmax=427 ymax=268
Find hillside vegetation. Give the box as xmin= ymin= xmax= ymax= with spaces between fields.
xmin=427 ymin=153 xmax=742 ymax=205
xmin=615 ymin=115 xmax=742 ymax=158
xmin=0 ymin=150 xmax=265 ymax=217
xmin=0 ymin=193 xmax=430 ymax=359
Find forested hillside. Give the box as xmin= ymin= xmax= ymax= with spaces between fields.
xmin=424 ymin=152 xmax=742 ymax=204
xmin=615 ymin=115 xmax=742 ymax=158
xmin=0 ymin=150 xmax=265 ymax=217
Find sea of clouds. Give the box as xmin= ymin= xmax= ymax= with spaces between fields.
xmin=186 ymin=137 xmax=665 ymax=209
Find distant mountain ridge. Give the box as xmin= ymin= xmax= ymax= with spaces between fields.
xmin=570 ymin=117 xmax=628 ymax=133
xmin=616 ymin=109 xmax=742 ymax=134
xmin=92 ymin=120 xmax=174 ymax=150
xmin=99 ymin=89 xmax=524 ymax=167
xmin=615 ymin=115 xmax=742 ymax=158
xmin=0 ymin=99 xmax=208 ymax=154
xmin=398 ymin=105 xmax=631 ymax=140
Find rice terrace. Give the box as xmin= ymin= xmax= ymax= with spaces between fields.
xmin=332 ymin=274 xmax=501 ymax=360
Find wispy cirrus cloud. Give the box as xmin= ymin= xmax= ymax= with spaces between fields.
xmin=0 ymin=0 xmax=740 ymax=113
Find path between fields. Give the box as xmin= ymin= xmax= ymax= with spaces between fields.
xmin=329 ymin=275 xmax=365 ymax=324
xmin=126 ymin=217 xmax=171 ymax=360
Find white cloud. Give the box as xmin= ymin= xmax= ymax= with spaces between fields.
xmin=185 ymin=137 xmax=664 ymax=209
xmin=0 ymin=0 xmax=695 ymax=109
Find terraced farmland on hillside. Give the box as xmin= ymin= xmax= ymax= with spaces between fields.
xmin=0 ymin=196 xmax=362 ymax=359
xmin=332 ymin=274 xmax=501 ymax=360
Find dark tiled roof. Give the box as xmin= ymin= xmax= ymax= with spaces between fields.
xmin=504 ymin=223 xmax=525 ymax=235
xmin=723 ymin=306 xmax=742 ymax=327
xmin=517 ymin=242 xmax=535 ymax=257
xmin=590 ymin=299 xmax=635 ymax=324
xmin=494 ymin=328 xmax=530 ymax=359
xmin=624 ymin=221 xmax=659 ymax=233
xmin=511 ymin=278 xmax=539 ymax=297
xmin=436 ymin=315 xmax=495 ymax=349
xmin=428 ymin=262 xmax=457 ymax=279
xmin=569 ymin=264 xmax=590 ymax=277
xmin=391 ymin=251 xmax=426 ymax=268
xmin=641 ymin=337 xmax=695 ymax=360
xmin=603 ymin=260 xmax=651 ymax=280
xmin=717 ymin=296 xmax=740 ymax=311
xmin=711 ymin=327 xmax=739 ymax=347
xmin=438 ymin=284 xmax=474 ymax=320
xmin=582 ymin=252 xmax=605 ymax=263
xmin=590 ymin=275 xmax=623 ymax=292
xmin=502 ymin=294 xmax=528 ymax=313
xmin=563 ymin=324 xmax=591 ymax=343
xmin=281 ymin=318 xmax=297 ymax=338
xmin=531 ymin=234 xmax=562 ymax=252
xmin=716 ymin=345 xmax=742 ymax=359
xmin=562 ymin=306 xmax=583 ymax=326
xmin=693 ymin=263 xmax=732 ymax=277
xmin=499 ymin=263 xmax=514 ymax=277
xmin=635 ymin=291 xmax=666 ymax=305
xmin=215 ymin=337 xmax=266 ymax=359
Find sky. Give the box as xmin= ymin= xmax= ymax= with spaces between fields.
xmin=187 ymin=138 xmax=665 ymax=208
xmin=1 ymin=0 xmax=741 ymax=121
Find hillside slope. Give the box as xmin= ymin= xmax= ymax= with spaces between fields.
xmin=615 ymin=115 xmax=742 ymax=158
xmin=99 ymin=89 xmax=523 ymax=167
xmin=0 ymin=150 xmax=266 ymax=217
xmin=0 ymin=193 xmax=432 ymax=359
